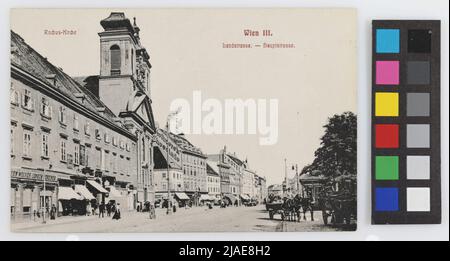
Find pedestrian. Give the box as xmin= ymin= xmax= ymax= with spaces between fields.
xmin=106 ymin=202 xmax=112 ymax=217
xmin=91 ymin=202 xmax=96 ymax=216
xmin=50 ymin=204 xmax=56 ymax=220
xmin=98 ymin=202 xmax=105 ymax=218
xmin=112 ymin=203 xmax=121 ymax=220
xmin=86 ymin=202 xmax=90 ymax=216
xmin=149 ymin=203 xmax=156 ymax=219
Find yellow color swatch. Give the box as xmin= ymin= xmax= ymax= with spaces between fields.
xmin=375 ymin=92 xmax=399 ymax=117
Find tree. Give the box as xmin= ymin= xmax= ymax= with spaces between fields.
xmin=311 ymin=112 xmax=357 ymax=178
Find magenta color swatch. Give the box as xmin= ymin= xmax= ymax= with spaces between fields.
xmin=376 ymin=61 xmax=399 ymax=85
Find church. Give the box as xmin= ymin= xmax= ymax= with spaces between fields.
xmin=10 ymin=12 xmax=157 ymax=219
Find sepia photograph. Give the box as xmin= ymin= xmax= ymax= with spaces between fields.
xmin=9 ymin=8 xmax=357 ymax=233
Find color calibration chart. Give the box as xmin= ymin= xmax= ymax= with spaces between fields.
xmin=372 ymin=20 xmax=441 ymax=224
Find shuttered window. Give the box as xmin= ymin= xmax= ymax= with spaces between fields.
xmin=110 ymin=45 xmax=121 ymax=75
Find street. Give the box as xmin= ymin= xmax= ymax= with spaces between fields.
xmin=12 ymin=205 xmax=349 ymax=233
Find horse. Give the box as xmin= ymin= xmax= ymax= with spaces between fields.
xmin=282 ymin=197 xmax=301 ymax=222
xmin=294 ymin=194 xmax=315 ymax=221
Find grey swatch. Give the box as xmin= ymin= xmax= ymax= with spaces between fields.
xmin=407 ymin=93 xmax=430 ymax=116
xmin=407 ymin=61 xmax=430 ymax=85
xmin=407 ymin=124 xmax=430 ymax=148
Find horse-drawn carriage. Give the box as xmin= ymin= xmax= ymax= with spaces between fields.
xmin=266 ymin=198 xmax=284 ymax=220
xmin=265 ymin=194 xmax=314 ymax=222
xmin=317 ymin=174 xmax=357 ymax=226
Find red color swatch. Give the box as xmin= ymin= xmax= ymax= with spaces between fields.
xmin=375 ymin=124 xmax=399 ymax=148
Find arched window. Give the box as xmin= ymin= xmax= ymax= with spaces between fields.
xmin=110 ymin=45 xmax=121 ymax=75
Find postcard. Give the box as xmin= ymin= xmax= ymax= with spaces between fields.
xmin=10 ymin=8 xmax=357 ymax=232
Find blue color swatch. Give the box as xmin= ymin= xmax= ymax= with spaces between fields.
xmin=376 ymin=29 xmax=400 ymax=53
xmin=375 ymin=187 xmax=399 ymax=211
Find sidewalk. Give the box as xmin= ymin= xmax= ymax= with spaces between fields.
xmin=11 ymin=206 xmax=202 ymax=231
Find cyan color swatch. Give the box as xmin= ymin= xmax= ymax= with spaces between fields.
xmin=376 ymin=29 xmax=400 ymax=53
xmin=375 ymin=187 xmax=399 ymax=211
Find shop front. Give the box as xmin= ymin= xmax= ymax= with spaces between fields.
xmin=174 ymin=192 xmax=190 ymax=207
xmin=10 ymin=168 xmax=58 ymax=220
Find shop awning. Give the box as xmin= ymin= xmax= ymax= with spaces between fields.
xmin=199 ymin=194 xmax=212 ymax=201
xmin=74 ymin=185 xmax=95 ymax=200
xmin=224 ymin=194 xmax=237 ymax=203
xmin=240 ymin=194 xmax=250 ymax=201
xmin=107 ymin=186 xmax=123 ymax=198
xmin=58 ymin=187 xmax=82 ymax=200
xmin=86 ymin=180 xmax=108 ymax=193
xmin=175 ymin=192 xmax=190 ymax=200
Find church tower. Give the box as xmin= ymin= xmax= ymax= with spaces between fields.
xmin=98 ymin=12 xmax=151 ymax=116
xmin=98 ymin=13 xmax=156 ymax=205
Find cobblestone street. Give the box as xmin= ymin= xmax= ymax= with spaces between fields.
xmin=11 ymin=205 xmax=351 ymax=233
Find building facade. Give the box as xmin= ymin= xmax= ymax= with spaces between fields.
xmin=169 ymin=133 xmax=208 ymax=203
xmin=152 ymin=128 xmax=188 ymax=205
xmin=10 ymin=12 xmax=158 ymax=219
xmin=206 ymin=161 xmax=221 ymax=200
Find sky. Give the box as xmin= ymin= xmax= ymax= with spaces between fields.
xmin=10 ymin=8 xmax=357 ymax=185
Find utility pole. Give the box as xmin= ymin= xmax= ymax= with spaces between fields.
xmin=166 ymin=121 xmax=172 ymax=215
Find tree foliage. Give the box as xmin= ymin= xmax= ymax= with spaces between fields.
xmin=310 ymin=112 xmax=357 ymax=178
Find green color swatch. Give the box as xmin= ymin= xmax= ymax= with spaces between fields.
xmin=376 ymin=156 xmax=399 ymax=180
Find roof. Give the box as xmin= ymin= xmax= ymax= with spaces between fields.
xmin=206 ymin=161 xmax=220 ymax=177
xmin=10 ymin=31 xmax=127 ymax=133
xmin=100 ymin=12 xmax=135 ymax=32
xmin=165 ymin=131 xmax=206 ymax=158
xmin=227 ymin=154 xmax=244 ymax=166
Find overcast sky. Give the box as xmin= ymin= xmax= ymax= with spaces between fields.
xmin=11 ymin=8 xmax=356 ymax=185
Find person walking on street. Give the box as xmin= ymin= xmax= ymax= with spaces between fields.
xmin=112 ymin=203 xmax=121 ymax=220
xmin=98 ymin=202 xmax=105 ymax=218
xmin=106 ymin=202 xmax=112 ymax=217
xmin=50 ymin=204 xmax=56 ymax=220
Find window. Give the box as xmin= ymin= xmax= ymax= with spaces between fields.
xmin=112 ymin=154 xmax=117 ymax=173
xmin=58 ymin=106 xmax=66 ymax=124
xmin=60 ymin=139 xmax=66 ymax=162
xmin=22 ymin=89 xmax=34 ymax=111
xmin=96 ymin=149 xmax=102 ymax=169
xmin=95 ymin=128 xmax=101 ymax=140
xmin=104 ymin=151 xmax=109 ymax=171
xmin=79 ymin=145 xmax=86 ymax=166
xmin=110 ymin=153 xmax=115 ymax=172
xmin=10 ymin=128 xmax=14 ymax=155
xmin=73 ymin=114 xmax=79 ymax=131
xmin=74 ymin=143 xmax=80 ymax=165
xmin=10 ymin=87 xmax=19 ymax=105
xmin=141 ymin=138 xmax=145 ymax=162
xmin=41 ymin=97 xmax=52 ymax=118
xmin=23 ymin=131 xmax=32 ymax=157
xmin=104 ymin=133 xmax=110 ymax=143
xmin=110 ymin=45 xmax=121 ymax=75
xmin=84 ymin=121 xmax=90 ymax=135
xmin=41 ymin=133 xmax=49 ymax=158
